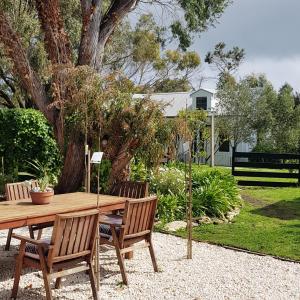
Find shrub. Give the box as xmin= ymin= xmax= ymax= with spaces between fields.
xmin=0 ymin=109 xmax=61 ymax=178
xmin=150 ymin=166 xmax=185 ymax=195
xmin=192 ymin=169 xmax=240 ymax=218
xmin=151 ymin=164 xmax=240 ymax=222
xmin=150 ymin=166 xmax=186 ymax=223
xmin=130 ymin=160 xmax=149 ymax=182
xmin=156 ymin=192 xmax=186 ymax=223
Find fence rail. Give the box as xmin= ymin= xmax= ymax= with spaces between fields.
xmin=232 ymin=149 xmax=300 ymax=187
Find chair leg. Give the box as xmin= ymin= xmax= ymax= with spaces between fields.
xmin=115 ymin=245 xmax=128 ymax=285
xmin=38 ymin=248 xmax=53 ymax=300
xmin=148 ymin=239 xmax=158 ymax=272
xmin=111 ymin=228 xmax=128 ymax=285
xmin=125 ymin=247 xmax=133 ymax=260
xmin=54 ymin=272 xmax=62 ymax=289
xmin=11 ymin=241 xmax=26 ymax=299
xmin=5 ymin=228 xmax=13 ymax=251
xmin=88 ymin=263 xmax=99 ymax=300
xmin=37 ymin=229 xmax=43 ymax=240
xmin=28 ymin=226 xmax=35 ymax=239
xmin=41 ymin=270 xmax=53 ymax=300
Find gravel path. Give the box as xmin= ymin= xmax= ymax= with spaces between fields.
xmin=0 ymin=228 xmax=299 ymax=300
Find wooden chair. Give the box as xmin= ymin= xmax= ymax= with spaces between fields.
xmin=5 ymin=182 xmax=53 ymax=250
xmin=108 ymin=181 xmax=149 ymax=259
xmin=99 ymin=196 xmax=158 ymax=285
xmin=11 ymin=209 xmax=100 ymax=300
xmin=109 ymin=180 xmax=149 ymax=199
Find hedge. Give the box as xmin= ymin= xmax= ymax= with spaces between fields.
xmin=0 ymin=108 xmax=61 ymax=177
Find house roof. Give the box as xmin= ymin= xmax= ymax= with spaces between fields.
xmin=190 ymin=88 xmax=215 ymax=96
xmin=133 ymin=87 xmax=216 ymax=117
xmin=133 ymin=92 xmax=192 ymax=117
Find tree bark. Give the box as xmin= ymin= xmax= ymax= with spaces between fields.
xmin=55 ymin=136 xmax=85 ymax=193
xmin=77 ymin=0 xmax=103 ymax=66
xmin=106 ymin=138 xmax=139 ymax=188
xmin=94 ymin=0 xmax=139 ymax=69
xmin=35 ymin=0 xmax=72 ymax=65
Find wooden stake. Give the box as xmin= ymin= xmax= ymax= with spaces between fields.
xmin=187 ymin=142 xmax=193 ymax=259
xmin=87 ymin=150 xmax=91 ymax=193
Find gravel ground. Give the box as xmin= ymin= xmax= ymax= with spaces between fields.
xmin=0 ymin=228 xmax=300 ymax=300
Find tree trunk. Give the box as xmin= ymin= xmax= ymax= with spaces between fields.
xmin=55 ymin=136 xmax=85 ymax=193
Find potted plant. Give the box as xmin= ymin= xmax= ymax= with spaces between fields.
xmin=21 ymin=160 xmax=58 ymax=205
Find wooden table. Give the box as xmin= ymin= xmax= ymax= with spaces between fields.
xmin=0 ymin=192 xmax=127 ymax=230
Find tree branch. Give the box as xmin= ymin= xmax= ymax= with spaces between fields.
xmin=94 ymin=0 xmax=140 ymax=70
xmin=35 ymin=0 xmax=72 ymax=65
xmin=0 ymin=90 xmax=15 ymax=108
xmin=0 ymin=67 xmax=16 ymax=93
xmin=77 ymin=0 xmax=103 ymax=66
xmin=0 ymin=10 xmax=54 ymax=123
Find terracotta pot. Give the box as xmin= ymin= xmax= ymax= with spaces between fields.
xmin=30 ymin=190 xmax=54 ymax=205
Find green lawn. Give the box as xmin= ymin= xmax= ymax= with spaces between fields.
xmin=176 ymin=186 xmax=300 ymax=261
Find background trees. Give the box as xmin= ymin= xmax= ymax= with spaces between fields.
xmin=0 ymin=0 xmax=231 ymax=192
xmin=216 ymin=73 xmax=300 ymax=153
xmin=103 ymin=14 xmax=201 ymax=92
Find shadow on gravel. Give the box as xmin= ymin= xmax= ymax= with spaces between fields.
xmin=251 ymin=198 xmax=300 ymax=220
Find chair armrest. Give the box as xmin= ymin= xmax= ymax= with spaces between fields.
xmin=99 ymin=214 xmax=124 ymax=227
xmin=12 ymin=233 xmax=53 ymax=248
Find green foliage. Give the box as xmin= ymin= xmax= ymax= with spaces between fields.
xmin=0 ymin=173 xmax=15 ymax=195
xmin=216 ymin=75 xmax=256 ymax=147
xmin=205 ymin=42 xmax=245 ymax=76
xmin=90 ymin=159 xmax=112 ymax=193
xmin=152 ymin=78 xmax=191 ymax=93
xmin=217 ymin=73 xmax=300 ymax=153
xmin=151 ymin=166 xmax=186 ymax=195
xmin=269 ymin=84 xmax=300 ymax=153
xmin=149 ymin=164 xmax=239 ymax=223
xmin=130 ymin=160 xmax=149 ymax=182
xmin=192 ymin=169 xmax=240 ymax=218
xmin=20 ymin=160 xmax=58 ymax=191
xmin=157 ymin=192 xmax=186 ymax=223
xmin=149 ymin=166 xmax=186 ymax=223
xmin=0 ymin=109 xmax=61 ymax=178
xmin=172 ymin=0 xmax=231 ymax=50
xmin=104 ymin=14 xmax=201 ymax=92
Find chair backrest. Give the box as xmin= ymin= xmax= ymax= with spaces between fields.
xmin=48 ymin=209 xmax=99 ymax=265
xmin=109 ymin=181 xmax=149 ymax=199
xmin=5 ymin=181 xmax=38 ymax=201
xmin=122 ymin=196 xmax=157 ymax=239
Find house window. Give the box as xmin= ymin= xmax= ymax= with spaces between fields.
xmin=196 ymin=97 xmax=207 ymax=110
xmin=219 ymin=136 xmax=230 ymax=152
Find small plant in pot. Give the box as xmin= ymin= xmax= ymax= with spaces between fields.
xmin=21 ymin=160 xmax=57 ymax=205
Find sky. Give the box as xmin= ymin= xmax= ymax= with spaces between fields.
xmin=191 ymin=0 xmax=300 ymax=91
xmin=134 ymin=0 xmax=300 ymax=91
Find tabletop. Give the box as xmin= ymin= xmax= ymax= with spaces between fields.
xmin=0 ymin=192 xmax=127 ymax=230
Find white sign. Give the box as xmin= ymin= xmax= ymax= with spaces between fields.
xmin=90 ymin=152 xmax=103 ymax=164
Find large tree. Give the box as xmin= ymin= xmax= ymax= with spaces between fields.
xmin=0 ymin=0 xmax=231 ymax=192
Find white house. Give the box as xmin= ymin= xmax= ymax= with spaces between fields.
xmin=133 ymin=88 xmax=253 ymax=166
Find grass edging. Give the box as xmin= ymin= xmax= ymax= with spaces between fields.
xmin=156 ymin=228 xmax=300 ymax=264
